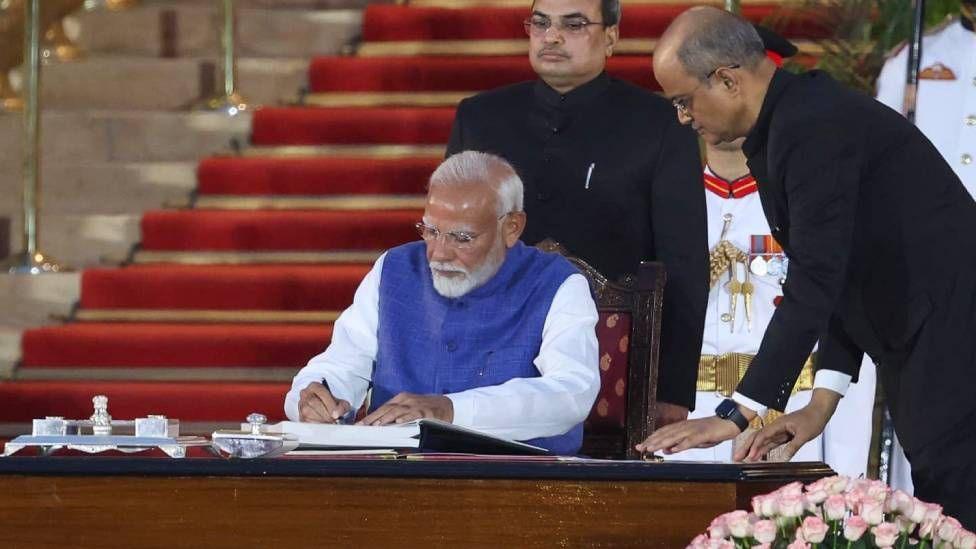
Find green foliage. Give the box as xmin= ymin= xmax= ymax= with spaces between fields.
xmin=765 ymin=0 xmax=962 ymax=93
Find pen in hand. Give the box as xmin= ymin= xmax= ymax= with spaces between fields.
xmin=321 ymin=378 xmax=356 ymax=425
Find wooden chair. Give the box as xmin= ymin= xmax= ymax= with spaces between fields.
xmin=536 ymin=239 xmax=666 ymax=459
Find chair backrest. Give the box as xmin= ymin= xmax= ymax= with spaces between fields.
xmin=535 ymin=239 xmax=666 ymax=459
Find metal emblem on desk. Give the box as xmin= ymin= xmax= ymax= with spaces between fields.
xmin=1 ymin=395 xmax=209 ymax=458
xmin=211 ymin=413 xmax=299 ymax=459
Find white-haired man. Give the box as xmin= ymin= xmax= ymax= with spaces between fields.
xmin=284 ymin=151 xmax=601 ymax=454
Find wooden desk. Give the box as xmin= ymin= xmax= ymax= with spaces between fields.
xmin=0 ymin=456 xmax=831 ymax=548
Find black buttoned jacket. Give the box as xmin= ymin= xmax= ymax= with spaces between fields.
xmin=446 ymin=72 xmax=709 ymax=410
xmin=741 ymin=69 xmax=976 ymax=454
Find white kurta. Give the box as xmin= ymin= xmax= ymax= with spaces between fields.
xmin=284 ymin=253 xmax=601 ymax=442
xmin=664 ymin=167 xmax=876 ymax=478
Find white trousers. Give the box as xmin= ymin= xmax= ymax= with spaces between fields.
xmin=663 ymin=360 xmax=876 ymax=479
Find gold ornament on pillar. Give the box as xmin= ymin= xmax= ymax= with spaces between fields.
xmin=197 ymin=0 xmax=249 ymax=116
xmin=103 ymin=0 xmax=140 ymax=9
xmin=42 ymin=17 xmax=85 ymax=63
xmin=0 ymin=0 xmax=26 ymax=112
xmin=0 ymin=0 xmax=85 ymax=112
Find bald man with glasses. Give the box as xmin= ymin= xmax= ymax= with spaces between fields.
xmin=447 ymin=0 xmax=708 ymax=430
xmin=284 ymin=151 xmax=601 ymax=455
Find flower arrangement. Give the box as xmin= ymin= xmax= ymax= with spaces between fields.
xmin=688 ymin=476 xmax=976 ymax=548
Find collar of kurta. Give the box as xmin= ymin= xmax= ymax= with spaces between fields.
xmin=742 ymin=68 xmax=792 ymax=159
xmin=533 ymin=71 xmax=612 ymax=109
xmin=704 ymin=170 xmax=758 ymax=198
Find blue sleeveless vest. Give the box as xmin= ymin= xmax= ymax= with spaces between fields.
xmin=375 ymin=241 xmax=582 ymax=454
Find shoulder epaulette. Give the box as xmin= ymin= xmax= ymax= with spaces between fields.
xmin=884 ymin=15 xmax=958 ymax=60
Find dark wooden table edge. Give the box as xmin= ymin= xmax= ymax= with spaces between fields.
xmin=0 ymin=456 xmax=834 ymax=482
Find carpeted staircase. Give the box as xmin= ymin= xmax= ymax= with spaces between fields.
xmin=2 ymin=1 xmax=828 ymax=434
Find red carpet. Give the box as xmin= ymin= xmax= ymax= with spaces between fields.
xmin=309 ymin=56 xmax=656 ymax=94
xmin=141 ymin=210 xmax=421 ymax=251
xmin=197 ymin=157 xmax=437 ymax=196
xmin=80 ymin=265 xmax=369 ymax=311
xmin=361 ymin=4 xmax=830 ymax=42
xmin=7 ymin=1 xmax=817 ymax=430
xmin=251 ymin=106 xmax=455 ymax=146
xmin=21 ymin=323 xmax=330 ymax=368
xmin=0 ymin=380 xmax=288 ymax=423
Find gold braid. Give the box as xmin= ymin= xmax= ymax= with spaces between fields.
xmin=709 ymin=240 xmax=750 ymax=287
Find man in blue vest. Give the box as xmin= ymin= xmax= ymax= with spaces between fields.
xmin=284 ymin=151 xmax=601 ymax=454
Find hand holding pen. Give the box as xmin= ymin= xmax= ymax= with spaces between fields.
xmin=297 ymin=379 xmax=356 ymax=424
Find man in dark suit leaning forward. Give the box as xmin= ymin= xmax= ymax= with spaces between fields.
xmin=639 ymin=7 xmax=976 ymax=526
xmin=446 ymin=0 xmax=709 ymax=428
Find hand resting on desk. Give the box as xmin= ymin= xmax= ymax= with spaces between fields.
xmin=358 ymin=392 xmax=454 ymax=426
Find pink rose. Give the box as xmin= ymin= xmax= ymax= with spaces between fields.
xmin=725 ymin=510 xmax=751 ymax=538
xmin=894 ymin=515 xmax=915 ymax=534
xmin=752 ymin=495 xmax=776 ymax=518
xmin=826 ymin=475 xmax=850 ymax=494
xmin=805 ymin=477 xmax=828 ymax=494
xmin=753 ymin=520 xmax=777 ymax=544
xmin=907 ymin=497 xmax=928 ymax=523
xmin=686 ymin=533 xmax=709 ymax=549
xmin=924 ymin=502 xmax=943 ymax=522
xmin=800 ymin=516 xmax=829 ymax=543
xmin=845 ymin=489 xmax=867 ymax=511
xmin=778 ymin=494 xmax=805 ymax=518
xmin=708 ymin=515 xmax=729 ymax=539
xmin=919 ymin=517 xmax=938 ymax=540
xmin=871 ymin=522 xmax=900 ymax=547
xmin=753 ymin=545 xmax=770 ymax=549
xmin=861 ymin=500 xmax=885 ymax=525
xmin=778 ymin=481 xmax=804 ymax=497
xmin=887 ymin=489 xmax=912 ymax=514
xmin=786 ymin=539 xmax=810 ymax=549
xmin=824 ymin=494 xmax=847 ymax=521
xmin=865 ymin=480 xmax=890 ymax=501
xmin=844 ymin=515 xmax=869 ymax=541
xmin=752 ymin=495 xmax=766 ymax=516
xmin=937 ymin=517 xmax=962 ymax=542
xmin=759 ymin=495 xmax=777 ymax=517
xmin=805 ymin=488 xmax=828 ymax=506
xmin=956 ymin=530 xmax=976 ymax=549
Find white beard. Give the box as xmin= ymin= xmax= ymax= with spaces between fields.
xmin=429 ymin=247 xmax=505 ymax=299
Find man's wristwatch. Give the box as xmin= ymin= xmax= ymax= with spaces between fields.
xmin=715 ymin=398 xmax=750 ymax=432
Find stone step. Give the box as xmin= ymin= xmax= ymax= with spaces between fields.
xmin=0 ymin=274 xmax=80 ymax=330
xmin=2 ymin=213 xmax=141 ymax=269
xmin=70 ymin=3 xmax=363 ymax=58
xmin=0 ymin=325 xmax=22 ymax=378
xmin=33 ymin=56 xmax=308 ymax=110
xmin=0 ymin=110 xmax=250 ymax=164
xmin=1 ymin=162 xmax=196 ymax=216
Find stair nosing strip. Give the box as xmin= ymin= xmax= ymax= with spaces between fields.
xmin=356 ymin=38 xmax=824 ymax=56
xmin=241 ymin=145 xmax=446 ymax=159
xmin=14 ymin=367 xmax=299 ymax=382
xmin=75 ymin=309 xmax=342 ymax=324
xmin=131 ymin=250 xmax=383 ymax=265
xmin=191 ymin=194 xmax=426 ymax=210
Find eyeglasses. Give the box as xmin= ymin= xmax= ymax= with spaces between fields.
xmin=671 ymin=64 xmax=741 ymax=115
xmin=523 ymin=16 xmax=606 ymax=37
xmin=415 ymin=213 xmax=511 ymax=249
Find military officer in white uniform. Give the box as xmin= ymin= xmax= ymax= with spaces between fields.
xmin=876 ymin=6 xmax=976 ymax=199
xmin=664 ymin=31 xmax=876 ymax=478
